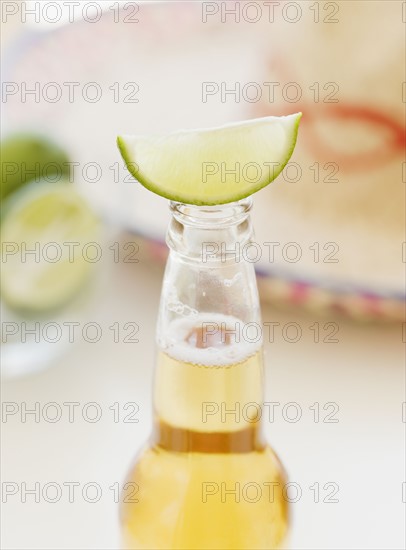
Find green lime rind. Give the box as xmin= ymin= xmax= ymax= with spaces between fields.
xmin=1 ymin=134 xmax=70 ymax=202
xmin=117 ymin=113 xmax=302 ymax=206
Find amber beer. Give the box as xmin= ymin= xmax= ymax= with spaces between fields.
xmin=120 ymin=201 xmax=289 ymax=549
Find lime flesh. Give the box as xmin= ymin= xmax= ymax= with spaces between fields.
xmin=117 ymin=113 xmax=301 ymax=205
xmin=0 ymin=181 xmax=100 ymax=313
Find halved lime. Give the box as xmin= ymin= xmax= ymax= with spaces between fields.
xmin=1 ymin=134 xmax=70 ymax=202
xmin=117 ymin=113 xmax=301 ymax=205
xmin=0 ymin=181 xmax=100 ymax=313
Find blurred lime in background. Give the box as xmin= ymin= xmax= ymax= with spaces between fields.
xmin=1 ymin=134 xmax=101 ymax=377
xmin=1 ymin=180 xmax=100 ymax=313
xmin=1 ymin=134 xmax=70 ymax=202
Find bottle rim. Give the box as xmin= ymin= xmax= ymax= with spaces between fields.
xmin=170 ymin=198 xmax=252 ymax=227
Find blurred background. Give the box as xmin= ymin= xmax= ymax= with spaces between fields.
xmin=1 ymin=1 xmax=405 ymax=549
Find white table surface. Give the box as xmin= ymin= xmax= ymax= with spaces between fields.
xmin=1 ymin=249 xmax=405 ymax=550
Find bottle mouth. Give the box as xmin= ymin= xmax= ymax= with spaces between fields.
xmin=170 ymin=198 xmax=252 ymax=227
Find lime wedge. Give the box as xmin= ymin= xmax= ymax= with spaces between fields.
xmin=0 ymin=181 xmax=100 ymax=313
xmin=117 ymin=113 xmax=301 ymax=205
xmin=1 ymin=135 xmax=70 ymax=202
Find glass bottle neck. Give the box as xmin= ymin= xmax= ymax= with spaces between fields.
xmin=166 ymin=199 xmax=254 ymax=262
xmin=158 ymin=198 xmax=261 ymax=332
xmin=153 ymin=200 xmax=264 ymax=451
